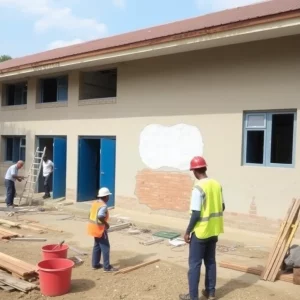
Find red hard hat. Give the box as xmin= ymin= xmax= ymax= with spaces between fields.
xmin=190 ymin=156 xmax=207 ymax=170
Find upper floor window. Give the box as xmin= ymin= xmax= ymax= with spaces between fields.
xmin=40 ymin=76 xmax=68 ymax=103
xmin=3 ymin=136 xmax=26 ymax=162
xmin=243 ymin=111 xmax=296 ymax=167
xmin=79 ymin=69 xmax=117 ymax=100
xmin=2 ymin=82 xmax=27 ymax=106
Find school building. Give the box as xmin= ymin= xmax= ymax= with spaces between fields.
xmin=0 ymin=1 xmax=300 ymax=232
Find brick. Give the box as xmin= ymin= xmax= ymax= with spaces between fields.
xmin=135 ymin=169 xmax=193 ymax=211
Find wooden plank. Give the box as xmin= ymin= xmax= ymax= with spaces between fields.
xmin=266 ymin=199 xmax=300 ymax=281
xmin=0 ymin=282 xmax=15 ymax=292
xmin=0 ymin=253 xmax=37 ymax=277
xmin=269 ymin=203 xmax=300 ymax=282
xmin=264 ymin=199 xmax=299 ymax=281
xmin=19 ymin=224 xmax=46 ymax=233
xmin=0 ymin=228 xmax=23 ymax=239
xmin=220 ymin=261 xmax=293 ymax=283
xmin=261 ymin=199 xmax=295 ymax=280
xmin=26 ymin=223 xmax=63 ymax=232
xmin=0 ymin=271 xmax=37 ymax=292
xmin=0 ymin=219 xmax=20 ymax=228
xmin=117 ymin=259 xmax=160 ymax=275
xmin=10 ymin=238 xmax=47 ymax=242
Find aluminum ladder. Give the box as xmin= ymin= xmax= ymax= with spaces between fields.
xmin=19 ymin=147 xmax=46 ymax=206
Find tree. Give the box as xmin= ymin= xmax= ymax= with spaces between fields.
xmin=0 ymin=55 xmax=12 ymax=62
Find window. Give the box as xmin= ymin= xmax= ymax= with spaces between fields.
xmin=3 ymin=82 xmax=27 ymax=106
xmin=243 ymin=111 xmax=296 ymax=167
xmin=3 ymin=136 xmax=26 ymax=162
xmin=40 ymin=76 xmax=68 ymax=103
xmin=80 ymin=69 xmax=117 ymax=100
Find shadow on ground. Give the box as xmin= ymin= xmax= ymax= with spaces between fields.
xmin=115 ymin=252 xmax=157 ymax=269
xmin=70 ymin=279 xmax=96 ymax=293
xmin=216 ymin=273 xmax=259 ymax=298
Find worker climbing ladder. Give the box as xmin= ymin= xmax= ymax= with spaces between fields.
xmin=19 ymin=147 xmax=46 ymax=206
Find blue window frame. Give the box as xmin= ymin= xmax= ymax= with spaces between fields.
xmin=40 ymin=76 xmax=68 ymax=103
xmin=4 ymin=136 xmax=26 ymax=162
xmin=243 ymin=111 xmax=296 ymax=167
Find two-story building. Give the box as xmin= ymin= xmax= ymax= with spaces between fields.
xmin=1 ymin=0 xmax=300 ymax=232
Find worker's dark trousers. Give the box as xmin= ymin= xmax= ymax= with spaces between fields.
xmin=5 ymin=179 xmax=16 ymax=207
xmin=188 ymin=234 xmax=217 ymax=300
xmin=43 ymin=174 xmax=52 ymax=196
xmin=92 ymin=231 xmax=110 ymax=270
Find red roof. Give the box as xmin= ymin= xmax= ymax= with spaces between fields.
xmin=1 ymin=0 xmax=300 ymax=73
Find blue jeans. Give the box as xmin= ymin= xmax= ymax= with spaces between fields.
xmin=188 ymin=234 xmax=217 ymax=299
xmin=91 ymin=231 xmax=110 ymax=270
xmin=5 ymin=179 xmax=16 ymax=207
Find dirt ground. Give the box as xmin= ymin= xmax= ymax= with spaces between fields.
xmin=0 ymin=236 xmax=295 ymax=300
xmin=0 ymin=221 xmax=297 ymax=300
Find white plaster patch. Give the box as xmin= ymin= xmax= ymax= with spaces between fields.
xmin=139 ymin=124 xmax=204 ymax=170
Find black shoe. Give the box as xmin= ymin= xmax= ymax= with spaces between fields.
xmin=43 ymin=194 xmax=51 ymax=199
xmin=103 ymin=266 xmax=119 ymax=273
xmin=92 ymin=264 xmax=103 ymax=270
xmin=202 ymin=289 xmax=216 ymax=300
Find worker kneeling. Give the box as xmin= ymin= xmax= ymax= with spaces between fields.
xmin=87 ymin=187 xmax=118 ymax=272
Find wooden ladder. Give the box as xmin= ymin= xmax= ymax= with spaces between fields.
xmin=19 ymin=147 xmax=46 ymax=206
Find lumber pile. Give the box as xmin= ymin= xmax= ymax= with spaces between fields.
xmin=0 ymin=252 xmax=38 ymax=281
xmin=0 ymin=228 xmax=23 ymax=240
xmin=219 ymin=199 xmax=300 ymax=284
xmin=0 ymin=252 xmax=38 ymax=292
xmin=0 ymin=271 xmax=37 ymax=293
xmin=261 ymin=199 xmax=300 ymax=282
xmin=219 ymin=262 xmax=293 ymax=284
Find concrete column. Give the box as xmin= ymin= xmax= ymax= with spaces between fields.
xmin=65 ymin=133 xmax=78 ymax=202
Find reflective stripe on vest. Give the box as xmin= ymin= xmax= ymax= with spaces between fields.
xmin=191 ymin=178 xmax=224 ymax=239
xmin=87 ymin=201 xmax=109 ymax=238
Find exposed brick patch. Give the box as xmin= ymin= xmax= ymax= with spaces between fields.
xmin=135 ymin=169 xmax=193 ymax=211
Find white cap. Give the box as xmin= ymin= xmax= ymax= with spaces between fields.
xmin=97 ymin=187 xmax=112 ymax=198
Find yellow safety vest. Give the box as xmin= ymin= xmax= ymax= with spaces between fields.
xmin=191 ymin=178 xmax=224 ymax=239
xmin=87 ymin=201 xmax=109 ymax=238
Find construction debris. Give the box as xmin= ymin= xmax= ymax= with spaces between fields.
xmin=153 ymin=231 xmax=180 ymax=240
xmin=0 ymin=219 xmax=20 ymax=228
xmin=0 ymin=228 xmax=23 ymax=240
xmin=108 ymin=223 xmax=131 ymax=232
xmin=69 ymin=246 xmax=88 ymax=256
xmin=219 ymin=261 xmax=293 ymax=283
xmin=115 ymin=259 xmax=160 ymax=275
xmin=261 ymin=198 xmax=300 ymax=282
xmin=139 ymin=238 xmax=164 ymax=246
xmin=69 ymin=256 xmax=84 ymax=266
xmin=0 ymin=252 xmax=38 ymax=281
xmin=10 ymin=237 xmax=47 ymax=242
xmin=168 ymin=238 xmax=185 ymax=247
xmin=0 ymin=270 xmax=37 ymax=293
xmin=219 ymin=199 xmax=300 ymax=285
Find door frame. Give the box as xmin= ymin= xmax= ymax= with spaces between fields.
xmin=77 ymin=136 xmax=116 ymax=203
xmin=35 ymin=135 xmax=67 ymax=193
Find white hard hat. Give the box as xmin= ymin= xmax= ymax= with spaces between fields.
xmin=97 ymin=187 xmax=112 ymax=198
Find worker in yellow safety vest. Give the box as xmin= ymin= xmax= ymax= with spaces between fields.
xmin=87 ymin=187 xmax=118 ymax=272
xmin=179 ymin=156 xmax=225 ymax=300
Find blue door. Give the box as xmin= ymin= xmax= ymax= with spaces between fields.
xmin=78 ymin=139 xmax=98 ymax=202
xmin=53 ymin=137 xmax=67 ymax=199
xmin=100 ymin=138 xmax=116 ymax=207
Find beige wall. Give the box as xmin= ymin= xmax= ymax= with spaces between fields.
xmin=0 ymin=35 xmax=300 ymax=221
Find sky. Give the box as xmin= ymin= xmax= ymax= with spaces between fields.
xmin=0 ymin=0 xmax=264 ymax=58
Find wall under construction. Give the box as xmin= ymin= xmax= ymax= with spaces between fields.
xmin=0 ymin=35 xmax=299 ymax=233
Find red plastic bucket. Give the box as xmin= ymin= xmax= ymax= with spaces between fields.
xmin=42 ymin=244 xmax=69 ymax=260
xmin=38 ymin=258 xmax=75 ymax=297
